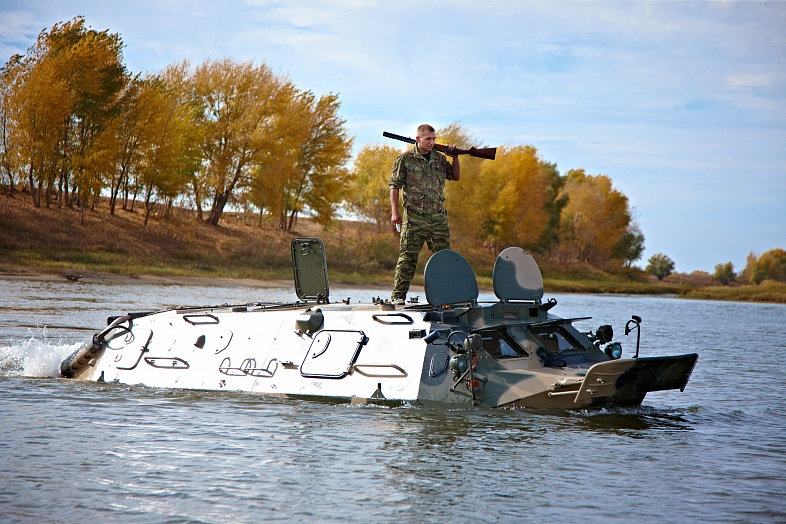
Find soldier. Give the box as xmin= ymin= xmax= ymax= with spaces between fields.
xmin=389 ymin=124 xmax=460 ymax=304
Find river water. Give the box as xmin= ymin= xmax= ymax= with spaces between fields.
xmin=1 ymin=279 xmax=785 ymax=523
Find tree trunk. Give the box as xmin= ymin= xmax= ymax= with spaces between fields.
xmin=28 ymin=165 xmax=40 ymax=208
xmin=286 ymin=209 xmax=298 ymax=231
xmin=80 ymin=193 xmax=86 ymax=226
xmin=208 ymin=164 xmax=246 ymax=226
xmin=143 ymin=184 xmax=154 ymax=227
xmin=109 ymin=168 xmax=126 ymax=215
xmin=192 ymin=180 xmax=203 ymax=222
xmin=208 ymin=190 xmax=230 ymax=226
xmin=44 ymin=176 xmax=52 ymax=208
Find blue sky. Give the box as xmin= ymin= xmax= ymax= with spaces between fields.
xmin=2 ymin=1 xmax=784 ymax=273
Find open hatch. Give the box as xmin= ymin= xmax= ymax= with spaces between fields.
xmin=424 ymin=250 xmax=479 ymax=308
xmin=492 ymin=247 xmax=544 ymax=303
xmin=291 ymin=238 xmax=330 ymax=303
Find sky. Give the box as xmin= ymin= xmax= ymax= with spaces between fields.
xmin=1 ymin=0 xmax=784 ymax=273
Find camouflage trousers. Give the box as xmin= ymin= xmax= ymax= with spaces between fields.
xmin=392 ymin=208 xmax=450 ymax=300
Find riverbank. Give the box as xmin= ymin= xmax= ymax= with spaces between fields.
xmin=2 ymin=194 xmax=784 ymax=303
xmin=0 ymin=268 xmax=391 ymax=292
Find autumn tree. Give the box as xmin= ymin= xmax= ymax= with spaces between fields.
xmin=346 ymin=144 xmax=401 ymax=228
xmin=435 ymin=124 xmax=483 ymax=248
xmin=279 ymin=91 xmax=352 ymax=230
xmin=746 ymin=248 xmax=786 ymax=284
xmin=0 ymin=58 xmax=22 ymax=195
xmin=558 ymin=169 xmax=632 ymax=266
xmin=472 ymin=145 xmax=555 ymax=253
xmin=646 ymin=253 xmax=675 ymax=281
xmin=160 ymin=62 xmax=209 ymax=219
xmin=1 ymin=17 xmax=127 ymax=216
xmin=175 ymin=58 xmax=296 ymax=226
xmin=2 ymin=48 xmax=70 ymax=208
xmin=96 ymin=76 xmax=147 ymax=214
xmin=131 ymin=79 xmax=200 ymax=227
xmin=45 ymin=17 xmax=127 ymax=216
xmin=243 ymin=89 xmax=352 ymax=231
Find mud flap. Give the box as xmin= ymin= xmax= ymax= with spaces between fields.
xmin=574 ymin=353 xmax=698 ymax=404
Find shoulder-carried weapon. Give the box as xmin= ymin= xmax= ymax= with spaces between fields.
xmin=383 ymin=131 xmax=496 ymax=160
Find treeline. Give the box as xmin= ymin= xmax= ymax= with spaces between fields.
xmin=349 ymin=131 xmax=644 ymax=270
xmin=0 ymin=17 xmax=351 ymax=230
xmin=0 ymin=16 xmax=709 ymax=275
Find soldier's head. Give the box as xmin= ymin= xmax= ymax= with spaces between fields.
xmin=415 ymin=124 xmax=436 ymax=154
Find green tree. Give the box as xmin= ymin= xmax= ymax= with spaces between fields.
xmin=714 ymin=261 xmax=735 ymax=285
xmin=646 ymin=253 xmax=675 ymax=281
xmin=612 ymin=222 xmax=646 ymax=267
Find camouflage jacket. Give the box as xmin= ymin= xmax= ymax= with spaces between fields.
xmin=389 ymin=145 xmax=454 ymax=215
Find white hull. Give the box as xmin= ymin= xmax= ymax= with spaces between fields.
xmin=62 ymin=241 xmax=698 ymax=409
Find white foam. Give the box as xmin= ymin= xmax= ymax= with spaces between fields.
xmin=0 ymin=332 xmax=81 ymax=378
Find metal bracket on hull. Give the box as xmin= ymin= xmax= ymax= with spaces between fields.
xmin=372 ymin=313 xmax=413 ymax=325
xmin=352 ymin=364 xmax=407 ymax=378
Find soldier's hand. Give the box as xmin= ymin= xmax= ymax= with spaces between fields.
xmin=391 ymin=212 xmax=402 ymax=234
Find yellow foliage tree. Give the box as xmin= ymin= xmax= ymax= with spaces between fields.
xmin=1 ymin=16 xmax=127 ymax=217
xmin=559 ymin=169 xmax=632 ymax=265
xmin=436 ymin=123 xmax=485 ymax=251
xmin=282 ymin=91 xmax=353 ymax=230
xmin=346 ymin=144 xmax=401 ymax=228
xmin=4 ymin=52 xmax=71 ymax=208
xmin=46 ymin=18 xmax=127 ymax=217
xmin=746 ymin=248 xmax=786 ymax=284
xmin=181 ymin=58 xmax=296 ymax=226
xmin=474 ymin=145 xmax=552 ymax=253
xmin=245 ymin=90 xmax=353 ymax=230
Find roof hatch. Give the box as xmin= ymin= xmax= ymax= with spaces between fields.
xmin=424 ymin=250 xmax=478 ymax=308
xmin=492 ymin=247 xmax=544 ymax=303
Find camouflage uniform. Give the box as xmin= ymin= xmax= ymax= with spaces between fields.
xmin=389 ymin=145 xmax=455 ymax=300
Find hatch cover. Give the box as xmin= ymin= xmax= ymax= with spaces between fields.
xmin=493 ymin=247 xmax=544 ymax=302
xmin=291 ymin=238 xmax=329 ymax=302
xmin=424 ymin=250 xmax=478 ymax=307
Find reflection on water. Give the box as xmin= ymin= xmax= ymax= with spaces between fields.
xmin=1 ymin=279 xmax=786 ymax=522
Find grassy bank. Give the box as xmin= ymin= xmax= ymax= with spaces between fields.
xmin=2 ymin=194 xmax=784 ymax=303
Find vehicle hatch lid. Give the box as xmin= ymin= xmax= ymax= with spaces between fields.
xmin=291 ymin=238 xmax=329 ymax=303
xmin=424 ymin=250 xmax=478 ymax=308
xmin=493 ymin=247 xmax=544 ymax=302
